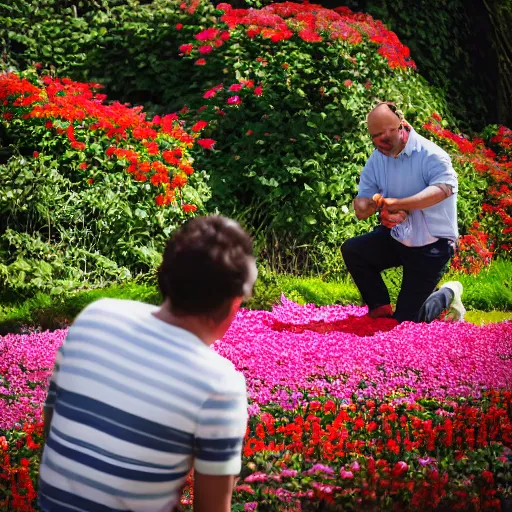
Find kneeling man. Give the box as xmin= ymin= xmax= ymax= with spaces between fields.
xmin=342 ymin=102 xmax=459 ymax=323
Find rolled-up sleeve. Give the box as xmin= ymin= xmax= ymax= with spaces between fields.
xmin=424 ymin=152 xmax=458 ymax=193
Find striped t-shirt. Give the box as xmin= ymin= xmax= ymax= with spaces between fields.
xmin=39 ymin=298 xmax=248 ymax=512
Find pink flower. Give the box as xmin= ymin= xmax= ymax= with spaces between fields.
xmin=229 ymin=83 xmax=243 ymax=92
xmin=245 ymin=472 xmax=268 ymax=483
xmin=227 ymin=95 xmax=241 ymax=105
xmin=344 ymin=79 xmax=353 ymax=87
xmin=350 ymin=461 xmax=361 ymax=472
xmin=340 ymin=470 xmax=354 ymax=479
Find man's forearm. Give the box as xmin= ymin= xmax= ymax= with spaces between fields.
xmin=386 ymin=185 xmax=451 ymax=212
xmin=353 ymin=197 xmax=377 ymax=220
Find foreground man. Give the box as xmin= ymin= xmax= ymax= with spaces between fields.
xmin=40 ymin=215 xmax=258 ymax=512
xmin=342 ymin=102 xmax=461 ymax=323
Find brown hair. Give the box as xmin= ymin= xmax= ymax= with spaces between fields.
xmin=158 ymin=215 xmax=256 ymax=321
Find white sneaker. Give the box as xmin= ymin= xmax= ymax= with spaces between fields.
xmin=440 ymin=281 xmax=466 ymax=321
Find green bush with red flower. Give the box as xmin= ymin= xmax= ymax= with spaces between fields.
xmin=1 ymin=0 xmax=511 ymax=288
xmin=0 ymin=69 xmax=210 ymax=298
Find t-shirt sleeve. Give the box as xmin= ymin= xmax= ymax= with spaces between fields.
xmin=356 ymin=155 xmax=380 ymax=198
xmin=424 ymin=152 xmax=458 ymax=193
xmin=193 ymin=371 xmax=248 ymax=475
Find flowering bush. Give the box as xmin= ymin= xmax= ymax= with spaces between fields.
xmin=451 ymin=226 xmax=494 ymax=275
xmin=424 ymin=115 xmax=512 ymax=259
xmin=1 ymin=298 xmax=511 ymax=510
xmin=141 ymin=0 xmax=462 ymax=274
xmin=0 ymin=70 xmax=210 ymax=297
xmin=4 ymin=0 xmax=509 ymax=278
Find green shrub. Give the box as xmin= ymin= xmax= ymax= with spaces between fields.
xmin=1 ymin=0 xmax=507 ymax=285
xmin=441 ymin=259 xmax=512 ymax=312
xmin=0 ymin=70 xmax=210 ymax=299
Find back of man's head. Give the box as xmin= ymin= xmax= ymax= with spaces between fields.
xmin=158 ymin=215 xmax=257 ymax=322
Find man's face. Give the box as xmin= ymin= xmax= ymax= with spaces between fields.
xmin=367 ymin=112 xmax=404 ymax=157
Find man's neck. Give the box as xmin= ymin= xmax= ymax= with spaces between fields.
xmin=393 ymin=126 xmax=410 ymax=157
xmin=152 ymin=302 xmax=216 ymax=346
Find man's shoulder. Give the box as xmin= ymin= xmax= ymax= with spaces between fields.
xmin=207 ymin=350 xmax=247 ymax=393
xmin=412 ymin=130 xmax=451 ymax=161
xmin=72 ymin=297 xmax=152 ymax=326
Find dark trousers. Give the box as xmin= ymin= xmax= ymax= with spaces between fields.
xmin=341 ymin=226 xmax=454 ymax=323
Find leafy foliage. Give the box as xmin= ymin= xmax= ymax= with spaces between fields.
xmin=0 ymin=0 xmax=508 ymax=284
xmin=0 ymin=70 xmax=210 ymax=298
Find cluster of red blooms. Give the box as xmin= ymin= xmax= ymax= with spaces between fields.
xmin=491 ymin=125 xmax=512 ymax=152
xmin=231 ymin=392 xmax=511 ymax=510
xmin=0 ymin=73 xmax=208 ymax=212
xmin=0 ymin=421 xmax=43 ymax=512
xmin=178 ymin=1 xmax=415 ymax=70
xmin=451 ymin=224 xmax=494 ymax=274
xmin=424 ymin=114 xmax=512 ymax=257
xmin=272 ymin=314 xmax=398 ymax=337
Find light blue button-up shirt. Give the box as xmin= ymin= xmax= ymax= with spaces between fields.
xmin=357 ymin=127 xmax=458 ymax=246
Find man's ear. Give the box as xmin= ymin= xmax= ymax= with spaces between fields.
xmin=230 ymin=296 xmax=243 ymax=313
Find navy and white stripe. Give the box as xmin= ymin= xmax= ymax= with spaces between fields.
xmin=40 ymin=298 xmax=248 ymax=512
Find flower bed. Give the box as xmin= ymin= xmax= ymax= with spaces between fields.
xmin=1 ymin=299 xmax=511 ymax=510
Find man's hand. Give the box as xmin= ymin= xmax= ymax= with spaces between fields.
xmin=353 ymin=197 xmax=378 ymax=220
xmin=380 ymin=209 xmax=408 ymax=228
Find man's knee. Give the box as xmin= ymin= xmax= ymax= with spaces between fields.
xmin=341 ymin=237 xmax=359 ymax=260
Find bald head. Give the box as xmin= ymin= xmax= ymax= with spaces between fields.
xmin=367 ymin=103 xmax=405 ymax=157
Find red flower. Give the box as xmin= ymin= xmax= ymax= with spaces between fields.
xmin=247 ymin=28 xmax=260 ymax=38
xmin=220 ymin=31 xmax=230 ymax=41
xmin=227 ymin=95 xmax=241 ymax=105
xmin=482 ymin=470 xmax=494 ymax=484
xmin=199 ymin=45 xmax=213 ymax=55
xmin=179 ymin=44 xmax=194 ymax=55
xmin=195 ymin=28 xmax=219 ymax=41
xmin=33 ymin=151 xmax=39 ymax=158
xmin=79 ymin=162 xmax=87 ymax=170
xmin=191 ymin=120 xmax=208 ymax=132
xmin=197 ymin=138 xmax=216 ymax=150
xmin=229 ymin=83 xmax=243 ymax=92
xmin=195 ymin=58 xmax=207 ymax=66
xmin=254 ymin=85 xmax=263 ymax=96
xmin=175 ymin=23 xmax=183 ymax=30
xmin=299 ymin=29 xmax=323 ymax=43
